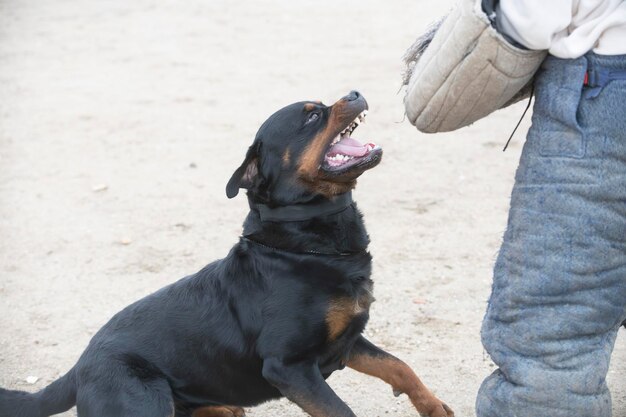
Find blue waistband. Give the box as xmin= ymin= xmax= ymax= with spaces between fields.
xmin=541 ymin=53 xmax=626 ymax=99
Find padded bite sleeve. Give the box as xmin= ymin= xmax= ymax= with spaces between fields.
xmin=403 ymin=0 xmax=547 ymax=133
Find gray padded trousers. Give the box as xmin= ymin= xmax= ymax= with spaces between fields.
xmin=476 ymin=53 xmax=626 ymax=417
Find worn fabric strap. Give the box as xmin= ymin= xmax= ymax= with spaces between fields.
xmin=252 ymin=192 xmax=353 ymax=222
xmin=584 ymin=67 xmax=626 ymax=99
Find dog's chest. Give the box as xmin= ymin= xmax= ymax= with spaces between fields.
xmin=271 ymin=249 xmax=374 ymax=342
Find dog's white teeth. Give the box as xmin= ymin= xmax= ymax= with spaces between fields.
xmin=326 ymin=153 xmax=356 ymax=164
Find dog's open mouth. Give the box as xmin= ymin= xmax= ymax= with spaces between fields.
xmin=322 ymin=110 xmax=382 ymax=174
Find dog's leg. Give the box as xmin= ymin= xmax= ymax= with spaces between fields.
xmin=347 ymin=336 xmax=454 ymax=417
xmin=192 ymin=406 xmax=246 ymax=417
xmin=262 ymin=358 xmax=356 ymax=417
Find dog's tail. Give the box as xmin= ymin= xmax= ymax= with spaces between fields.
xmin=0 ymin=369 xmax=76 ymax=417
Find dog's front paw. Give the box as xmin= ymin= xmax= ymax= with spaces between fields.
xmin=418 ymin=400 xmax=454 ymax=417
xmin=229 ymin=407 xmax=246 ymax=417
xmin=234 ymin=407 xmax=246 ymax=417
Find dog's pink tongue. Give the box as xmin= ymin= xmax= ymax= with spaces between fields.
xmin=328 ymin=137 xmax=368 ymax=157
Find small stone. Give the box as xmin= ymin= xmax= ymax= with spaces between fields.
xmin=26 ymin=376 xmax=39 ymax=384
xmin=92 ymin=184 xmax=108 ymax=192
xmin=174 ymin=223 xmax=191 ymax=231
xmin=119 ymin=237 xmax=132 ymax=245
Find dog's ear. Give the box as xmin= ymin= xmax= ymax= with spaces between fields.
xmin=226 ymin=144 xmax=260 ymax=199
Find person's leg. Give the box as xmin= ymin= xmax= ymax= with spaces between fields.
xmin=477 ymin=53 xmax=626 ymax=417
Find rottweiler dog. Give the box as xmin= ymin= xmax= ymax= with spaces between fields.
xmin=0 ymin=91 xmax=453 ymax=417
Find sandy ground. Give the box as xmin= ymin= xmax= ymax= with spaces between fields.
xmin=0 ymin=0 xmax=624 ymax=416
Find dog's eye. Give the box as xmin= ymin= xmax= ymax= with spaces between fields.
xmin=305 ymin=112 xmax=320 ymax=124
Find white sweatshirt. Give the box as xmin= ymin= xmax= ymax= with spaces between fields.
xmin=498 ymin=0 xmax=626 ymax=58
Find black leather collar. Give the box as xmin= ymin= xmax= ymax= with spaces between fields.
xmin=251 ymin=192 xmax=353 ymax=222
xmin=241 ymin=236 xmax=362 ymax=256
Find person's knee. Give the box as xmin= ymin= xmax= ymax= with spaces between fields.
xmin=476 ymin=366 xmax=613 ymax=417
xmin=482 ymin=312 xmax=614 ymax=387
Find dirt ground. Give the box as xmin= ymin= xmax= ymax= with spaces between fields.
xmin=0 ymin=0 xmax=624 ymax=416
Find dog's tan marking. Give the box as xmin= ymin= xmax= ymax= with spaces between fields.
xmin=308 ymin=179 xmax=356 ymax=198
xmin=298 ymin=125 xmax=336 ymax=180
xmin=304 ymin=103 xmax=317 ymax=111
xmin=297 ymin=98 xmax=355 ymax=181
xmin=347 ymin=354 xmax=454 ymax=417
xmin=326 ymin=288 xmax=373 ymax=341
xmin=282 ymin=148 xmax=291 ymax=166
xmin=192 ymin=406 xmax=245 ymax=417
xmin=326 ymin=298 xmax=357 ymax=341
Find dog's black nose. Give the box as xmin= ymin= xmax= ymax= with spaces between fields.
xmin=345 ymin=90 xmax=361 ymax=101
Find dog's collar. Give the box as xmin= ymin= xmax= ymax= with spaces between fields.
xmin=241 ymin=236 xmax=362 ymax=257
xmin=251 ymin=192 xmax=353 ymax=222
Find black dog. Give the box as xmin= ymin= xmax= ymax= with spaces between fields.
xmin=0 ymin=91 xmax=453 ymax=417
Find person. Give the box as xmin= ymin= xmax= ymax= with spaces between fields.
xmin=477 ymin=2 xmax=626 ymax=416
xmin=405 ymin=1 xmax=626 ymax=416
